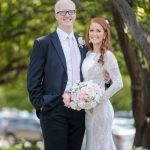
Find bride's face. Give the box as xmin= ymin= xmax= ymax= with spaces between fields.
xmin=89 ymin=22 xmax=105 ymax=45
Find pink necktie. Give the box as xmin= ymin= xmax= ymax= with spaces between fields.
xmin=68 ymin=36 xmax=80 ymax=85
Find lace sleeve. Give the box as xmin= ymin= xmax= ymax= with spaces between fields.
xmin=102 ymin=51 xmax=123 ymax=101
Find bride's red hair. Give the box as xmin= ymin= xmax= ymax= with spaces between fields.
xmin=86 ymin=17 xmax=112 ymax=65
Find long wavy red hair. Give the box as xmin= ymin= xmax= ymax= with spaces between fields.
xmin=86 ymin=17 xmax=112 ymax=65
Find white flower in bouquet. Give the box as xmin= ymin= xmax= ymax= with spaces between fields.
xmin=70 ymin=101 xmax=78 ymax=110
xmin=78 ymin=100 xmax=86 ymax=109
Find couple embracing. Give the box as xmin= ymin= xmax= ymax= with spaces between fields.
xmin=27 ymin=0 xmax=123 ymax=149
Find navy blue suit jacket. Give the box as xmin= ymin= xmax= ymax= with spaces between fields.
xmin=27 ymin=31 xmax=87 ymax=116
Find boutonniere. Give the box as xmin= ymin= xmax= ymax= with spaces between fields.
xmin=78 ymin=37 xmax=86 ymax=48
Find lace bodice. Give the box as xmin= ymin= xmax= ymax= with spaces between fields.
xmin=82 ymin=50 xmax=123 ymax=102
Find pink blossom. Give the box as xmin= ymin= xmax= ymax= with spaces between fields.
xmin=95 ymin=85 xmax=100 ymax=93
xmin=63 ymin=93 xmax=71 ymax=107
xmin=77 ymin=92 xmax=86 ymax=101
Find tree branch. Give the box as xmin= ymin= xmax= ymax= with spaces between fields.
xmin=0 ymin=71 xmax=20 ymax=85
xmin=0 ymin=56 xmax=27 ymax=76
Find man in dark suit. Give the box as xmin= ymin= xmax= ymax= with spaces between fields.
xmin=27 ymin=0 xmax=86 ymax=149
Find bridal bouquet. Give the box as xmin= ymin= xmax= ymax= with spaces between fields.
xmin=63 ymin=81 xmax=104 ymax=111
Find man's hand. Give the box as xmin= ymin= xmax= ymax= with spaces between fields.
xmin=103 ymin=70 xmax=110 ymax=84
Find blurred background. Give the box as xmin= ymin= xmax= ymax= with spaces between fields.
xmin=0 ymin=0 xmax=149 ymax=149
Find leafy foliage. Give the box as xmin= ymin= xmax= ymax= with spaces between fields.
xmin=0 ymin=139 xmax=42 ymax=150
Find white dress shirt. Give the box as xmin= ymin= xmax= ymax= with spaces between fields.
xmin=56 ymin=28 xmax=81 ymax=91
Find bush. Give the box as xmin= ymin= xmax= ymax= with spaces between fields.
xmin=1 ymin=140 xmax=43 ymax=150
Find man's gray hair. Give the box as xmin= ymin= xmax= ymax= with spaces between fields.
xmin=55 ymin=0 xmax=76 ymax=13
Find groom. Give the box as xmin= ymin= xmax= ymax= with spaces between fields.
xmin=27 ymin=0 xmax=110 ymax=149
xmin=27 ymin=0 xmax=86 ymax=149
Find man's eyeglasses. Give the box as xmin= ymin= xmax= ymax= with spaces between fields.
xmin=56 ymin=10 xmax=76 ymax=16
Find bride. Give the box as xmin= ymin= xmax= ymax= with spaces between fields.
xmin=82 ymin=17 xmax=123 ymax=150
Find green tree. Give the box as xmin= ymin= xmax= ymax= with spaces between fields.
xmin=110 ymin=0 xmax=150 ymax=148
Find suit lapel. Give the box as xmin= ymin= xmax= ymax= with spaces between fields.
xmin=51 ymin=31 xmax=67 ymax=73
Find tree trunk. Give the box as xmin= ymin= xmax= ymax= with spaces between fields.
xmin=143 ymin=71 xmax=150 ymax=148
xmin=109 ymin=0 xmax=150 ymax=148
xmin=111 ymin=3 xmax=146 ymax=148
xmin=109 ymin=0 xmax=150 ymax=66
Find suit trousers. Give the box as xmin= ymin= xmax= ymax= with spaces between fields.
xmin=39 ymin=101 xmax=85 ymax=150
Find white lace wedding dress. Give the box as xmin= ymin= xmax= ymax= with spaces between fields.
xmin=82 ymin=50 xmax=123 ymax=150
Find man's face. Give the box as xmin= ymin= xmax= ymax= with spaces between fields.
xmin=55 ymin=3 xmax=76 ymax=30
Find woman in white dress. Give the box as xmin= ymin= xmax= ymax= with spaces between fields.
xmin=82 ymin=17 xmax=123 ymax=150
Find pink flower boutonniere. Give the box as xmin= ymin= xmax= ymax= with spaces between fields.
xmin=78 ymin=37 xmax=86 ymax=48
